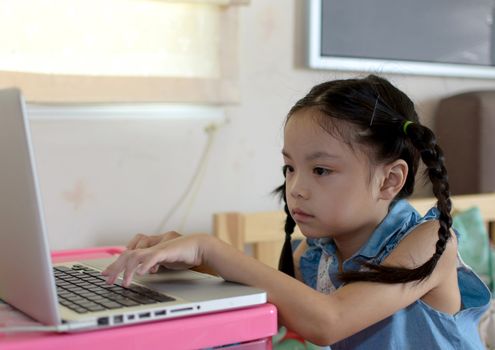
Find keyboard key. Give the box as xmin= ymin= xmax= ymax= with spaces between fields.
xmin=86 ymin=305 xmax=107 ymax=312
xmin=98 ymin=301 xmax=122 ymax=309
xmin=114 ymin=298 xmax=139 ymax=307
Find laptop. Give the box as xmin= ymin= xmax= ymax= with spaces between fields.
xmin=0 ymin=88 xmax=266 ymax=332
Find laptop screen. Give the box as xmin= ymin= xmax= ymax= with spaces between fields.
xmin=0 ymin=88 xmax=61 ymax=325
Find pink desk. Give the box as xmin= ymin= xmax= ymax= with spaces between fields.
xmin=0 ymin=247 xmax=278 ymax=350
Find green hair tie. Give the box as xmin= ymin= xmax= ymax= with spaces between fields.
xmin=402 ymin=121 xmax=413 ymax=135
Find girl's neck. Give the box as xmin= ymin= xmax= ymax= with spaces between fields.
xmin=333 ymin=209 xmax=389 ymax=261
xmin=333 ymin=229 xmax=374 ymax=262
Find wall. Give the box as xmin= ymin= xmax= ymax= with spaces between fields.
xmin=30 ymin=0 xmax=495 ymax=250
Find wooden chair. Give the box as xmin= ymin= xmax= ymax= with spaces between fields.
xmin=212 ymin=193 xmax=495 ymax=269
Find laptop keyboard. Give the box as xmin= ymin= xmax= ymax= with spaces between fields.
xmin=54 ymin=265 xmax=175 ymax=314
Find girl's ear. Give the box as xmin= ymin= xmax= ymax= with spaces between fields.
xmin=378 ymin=159 xmax=408 ymax=200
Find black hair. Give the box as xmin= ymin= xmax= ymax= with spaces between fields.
xmin=275 ymin=74 xmax=452 ymax=284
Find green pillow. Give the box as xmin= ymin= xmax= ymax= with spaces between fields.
xmin=452 ymin=206 xmax=494 ymax=290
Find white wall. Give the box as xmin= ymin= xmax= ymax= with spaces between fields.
xmin=30 ymin=0 xmax=495 ymax=250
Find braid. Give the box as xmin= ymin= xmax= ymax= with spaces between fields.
xmin=339 ymin=122 xmax=452 ymax=284
xmin=274 ymin=183 xmax=296 ymax=277
xmin=406 ymin=123 xmax=452 ymax=266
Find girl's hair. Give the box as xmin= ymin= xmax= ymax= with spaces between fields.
xmin=276 ymin=74 xmax=452 ymax=284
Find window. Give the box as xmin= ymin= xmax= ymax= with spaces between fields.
xmin=0 ymin=0 xmax=245 ymax=103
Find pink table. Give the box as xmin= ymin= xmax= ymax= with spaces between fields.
xmin=0 ymin=247 xmax=278 ymax=350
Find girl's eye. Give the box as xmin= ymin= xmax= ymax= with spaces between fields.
xmin=282 ymin=165 xmax=294 ymax=176
xmin=313 ymin=167 xmax=331 ymax=176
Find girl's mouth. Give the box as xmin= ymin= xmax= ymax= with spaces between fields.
xmin=292 ymin=208 xmax=314 ymax=222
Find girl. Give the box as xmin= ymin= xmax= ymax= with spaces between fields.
xmin=102 ymin=75 xmax=490 ymax=349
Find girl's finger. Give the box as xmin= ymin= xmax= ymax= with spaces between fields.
xmin=137 ymin=252 xmax=163 ymax=276
xmin=122 ymin=252 xmax=145 ymax=287
xmin=101 ymin=258 xmax=124 ymax=284
xmin=101 ymin=250 xmax=135 ymax=284
xmin=161 ymin=231 xmax=181 ymax=242
xmin=122 ymin=266 xmax=136 ymax=287
xmin=127 ymin=233 xmax=146 ymax=250
xmin=135 ymin=237 xmax=150 ymax=249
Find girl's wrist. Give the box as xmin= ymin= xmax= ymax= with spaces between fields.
xmin=197 ymin=233 xmax=226 ymax=270
xmin=194 ymin=233 xmax=216 ymax=266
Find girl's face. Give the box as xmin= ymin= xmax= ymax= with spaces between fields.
xmin=283 ymin=109 xmax=389 ymax=241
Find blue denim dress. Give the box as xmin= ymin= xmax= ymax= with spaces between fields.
xmin=299 ymin=199 xmax=490 ymax=349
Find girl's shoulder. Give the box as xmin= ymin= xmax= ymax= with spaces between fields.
xmin=385 ymin=219 xmax=457 ymax=274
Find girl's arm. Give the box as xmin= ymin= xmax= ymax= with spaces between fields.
xmin=102 ymin=221 xmax=457 ymax=346
xmin=217 ymin=221 xmax=458 ymax=344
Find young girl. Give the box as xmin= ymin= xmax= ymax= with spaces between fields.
xmin=102 ymin=75 xmax=490 ymax=349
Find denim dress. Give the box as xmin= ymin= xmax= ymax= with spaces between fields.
xmin=299 ymin=199 xmax=490 ymax=350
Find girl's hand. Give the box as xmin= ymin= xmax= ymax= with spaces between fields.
xmin=126 ymin=231 xmax=182 ymax=273
xmin=102 ymin=233 xmax=208 ymax=287
xmin=126 ymin=231 xmax=182 ymax=249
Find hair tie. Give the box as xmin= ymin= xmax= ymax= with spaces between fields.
xmin=402 ymin=121 xmax=414 ymax=135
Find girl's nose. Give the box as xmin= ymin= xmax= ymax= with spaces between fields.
xmin=289 ymin=176 xmax=309 ymax=199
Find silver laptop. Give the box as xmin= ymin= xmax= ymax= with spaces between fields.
xmin=0 ymin=88 xmax=266 ymax=332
